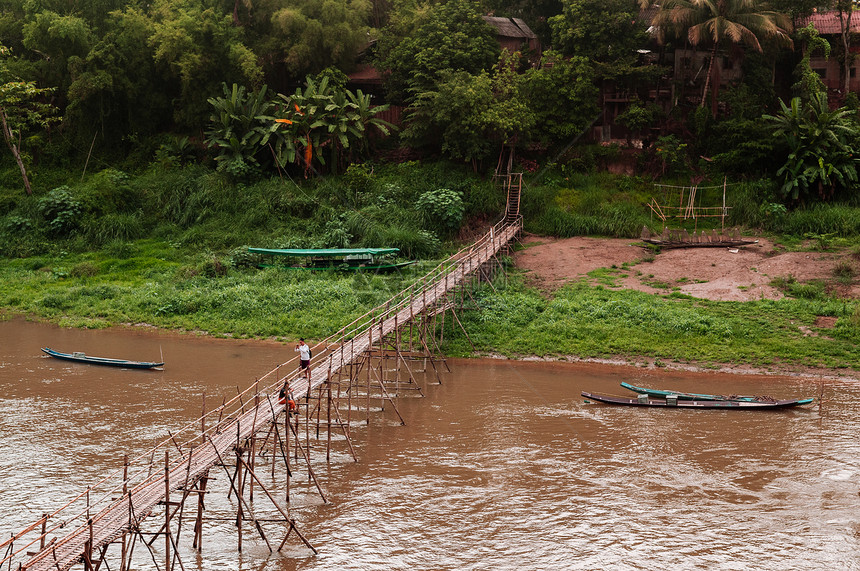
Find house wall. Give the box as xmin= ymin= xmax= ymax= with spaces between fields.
xmin=673 ymin=49 xmax=743 ymax=86
xmin=808 ymin=55 xmax=860 ymax=93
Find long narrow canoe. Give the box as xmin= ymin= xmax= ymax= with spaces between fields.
xmin=41 ymin=347 xmax=164 ymax=369
xmin=621 ymin=381 xmax=775 ymax=402
xmin=583 ymin=391 xmax=813 ymax=409
xmin=248 ymin=247 xmax=415 ymax=271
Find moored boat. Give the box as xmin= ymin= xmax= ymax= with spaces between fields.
xmin=41 ymin=347 xmax=164 ymax=369
xmin=620 ymin=381 xmax=782 ymax=402
xmin=583 ymin=391 xmax=813 ymax=409
xmin=248 ymin=247 xmax=415 ymax=271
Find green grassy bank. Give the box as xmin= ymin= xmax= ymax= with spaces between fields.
xmin=3 ymin=163 xmax=860 ymax=373
xmin=441 ymin=278 xmax=860 ymax=372
xmin=3 ymin=245 xmax=860 ymax=373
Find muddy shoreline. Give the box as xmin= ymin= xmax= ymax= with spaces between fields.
xmin=7 ymin=312 xmax=858 ymax=383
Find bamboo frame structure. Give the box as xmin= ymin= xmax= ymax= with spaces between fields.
xmin=3 ymin=214 xmax=524 ymax=571
xmin=648 ymin=178 xmax=733 ymax=231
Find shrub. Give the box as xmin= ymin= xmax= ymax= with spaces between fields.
xmin=834 ymin=260 xmax=855 ymax=283
xmin=38 ymin=186 xmax=82 ymax=236
xmin=71 ymin=261 xmax=99 ymax=277
xmin=378 ymin=226 xmax=442 ymax=258
xmin=83 ymin=213 xmax=145 ymax=244
xmin=229 ymin=246 xmax=257 ymax=269
xmin=416 ymin=188 xmax=465 ymax=234
xmin=320 ymin=217 xmax=353 ymax=248
xmin=77 ymin=169 xmax=140 ymax=216
xmin=2 ymin=215 xmax=33 ymax=234
xmin=199 ymin=257 xmax=228 ymax=278
xmin=103 ymin=240 xmax=136 ymax=259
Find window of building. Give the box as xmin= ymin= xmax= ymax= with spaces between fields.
xmin=813 ymin=68 xmax=827 ymax=78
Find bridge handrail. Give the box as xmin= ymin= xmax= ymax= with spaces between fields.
xmin=0 ymin=217 xmax=522 ymax=568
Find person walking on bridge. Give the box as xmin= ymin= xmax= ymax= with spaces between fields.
xmin=295 ymin=338 xmax=311 ymax=379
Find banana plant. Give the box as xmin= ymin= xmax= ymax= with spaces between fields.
xmin=204 ymin=83 xmax=275 ymax=170
xmin=270 ymin=76 xmax=333 ymax=176
xmin=271 ymin=75 xmax=397 ymax=175
xmin=346 ymin=89 xmax=395 ymax=156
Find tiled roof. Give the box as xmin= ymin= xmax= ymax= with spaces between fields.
xmin=797 ymin=11 xmax=860 ymax=34
xmin=482 ymin=16 xmax=537 ymax=39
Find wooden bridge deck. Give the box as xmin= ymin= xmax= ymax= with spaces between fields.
xmin=6 ymin=218 xmax=522 ymax=571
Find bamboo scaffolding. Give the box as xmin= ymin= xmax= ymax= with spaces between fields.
xmin=7 ymin=217 xmax=522 ymax=571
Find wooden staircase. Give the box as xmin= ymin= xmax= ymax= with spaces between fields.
xmin=504 ymin=172 xmax=522 ymax=224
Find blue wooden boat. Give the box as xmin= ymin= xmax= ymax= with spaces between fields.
xmin=41 ymin=347 xmax=164 ymax=369
xmin=583 ymin=391 xmax=813 ymax=409
xmin=619 ymin=381 xmax=809 ymax=403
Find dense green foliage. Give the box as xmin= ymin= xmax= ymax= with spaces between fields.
xmin=374 ymin=0 xmax=499 ymax=104
xmin=0 ymin=160 xmax=502 ymax=257
xmin=765 ymin=93 xmax=860 ymax=202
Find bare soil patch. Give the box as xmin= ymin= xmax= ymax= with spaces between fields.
xmin=514 ymin=234 xmax=859 ymax=301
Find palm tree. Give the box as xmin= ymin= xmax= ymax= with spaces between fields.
xmin=648 ymin=0 xmax=792 ymax=108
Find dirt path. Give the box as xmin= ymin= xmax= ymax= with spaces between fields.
xmin=514 ymin=235 xmax=858 ymax=301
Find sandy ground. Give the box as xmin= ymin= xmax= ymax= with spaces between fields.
xmin=514 ymin=234 xmax=859 ymax=302
xmin=511 ymin=234 xmax=860 ymax=378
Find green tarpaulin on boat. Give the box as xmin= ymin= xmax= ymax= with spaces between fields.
xmin=248 ymin=247 xmax=399 ymax=257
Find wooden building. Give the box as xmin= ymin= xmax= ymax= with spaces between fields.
xmin=798 ymin=11 xmax=860 ymax=97
xmin=482 ymin=16 xmax=541 ymax=63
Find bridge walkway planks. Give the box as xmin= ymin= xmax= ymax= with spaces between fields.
xmin=16 ymin=219 xmax=521 ymax=571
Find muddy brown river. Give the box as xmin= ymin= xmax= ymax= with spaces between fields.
xmin=1 ymin=317 xmax=859 ymax=570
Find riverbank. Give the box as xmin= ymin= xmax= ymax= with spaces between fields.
xmin=3 ymin=234 xmax=860 ymax=380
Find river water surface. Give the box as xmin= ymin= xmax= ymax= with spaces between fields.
xmin=1 ymin=317 xmax=859 ymax=570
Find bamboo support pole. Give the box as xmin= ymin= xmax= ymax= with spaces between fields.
xmin=3 ymin=218 xmax=522 ymax=571
xmin=192 ymin=474 xmax=207 ymax=551
xmin=121 ymin=456 xmax=128 ymax=571
xmin=164 ymin=451 xmax=170 ymax=570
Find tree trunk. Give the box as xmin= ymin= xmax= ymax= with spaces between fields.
xmin=700 ymin=44 xmax=718 ymax=108
xmin=843 ymin=8 xmax=853 ymax=95
xmin=0 ymin=105 xmax=32 ymax=195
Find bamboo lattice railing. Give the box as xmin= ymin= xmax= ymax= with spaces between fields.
xmin=2 ymin=216 xmax=522 ymax=571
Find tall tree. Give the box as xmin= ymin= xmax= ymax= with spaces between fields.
xmin=146 ymin=0 xmax=263 ymax=127
xmin=0 ymin=44 xmax=59 ymax=194
xmin=375 ymin=0 xmax=499 ymax=104
xmin=518 ymin=50 xmax=599 ymax=145
xmin=404 ymin=52 xmax=535 ymax=166
xmin=248 ymin=0 xmax=372 ymax=86
xmin=834 ymin=0 xmax=860 ymax=97
xmin=649 ymin=0 xmax=792 ymax=109
xmin=550 ymin=0 xmax=648 ymax=64
xmin=65 ymin=8 xmax=171 ymax=148
xmin=21 ymin=10 xmax=94 ymax=95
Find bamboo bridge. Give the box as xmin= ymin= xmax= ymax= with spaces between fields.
xmin=1 ymin=183 xmax=523 ymax=571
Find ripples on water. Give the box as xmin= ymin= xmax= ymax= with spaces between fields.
xmin=2 ymin=319 xmax=860 ymax=570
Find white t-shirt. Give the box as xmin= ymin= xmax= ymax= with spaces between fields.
xmin=296 ymin=344 xmax=311 ymax=360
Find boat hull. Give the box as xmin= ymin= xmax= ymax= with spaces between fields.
xmin=41 ymin=347 xmax=164 ymax=369
xmin=583 ymin=391 xmax=812 ymax=409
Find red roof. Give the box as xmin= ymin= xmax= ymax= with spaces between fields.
xmin=799 ymin=10 xmax=860 ymax=35
xmin=348 ymin=64 xmax=382 ymax=84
